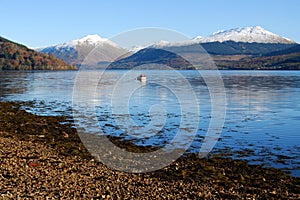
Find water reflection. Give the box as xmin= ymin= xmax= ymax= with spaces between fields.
xmin=0 ymin=71 xmax=29 ymax=99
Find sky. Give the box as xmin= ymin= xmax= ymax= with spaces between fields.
xmin=0 ymin=0 xmax=299 ymax=48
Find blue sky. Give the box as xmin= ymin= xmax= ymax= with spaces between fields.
xmin=1 ymin=0 xmax=299 ymax=47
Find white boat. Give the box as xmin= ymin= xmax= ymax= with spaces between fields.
xmin=137 ymin=74 xmax=146 ymax=82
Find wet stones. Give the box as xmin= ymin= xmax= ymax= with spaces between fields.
xmin=0 ymin=102 xmax=300 ymax=199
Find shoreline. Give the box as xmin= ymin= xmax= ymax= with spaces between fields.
xmin=0 ymin=101 xmax=299 ymax=198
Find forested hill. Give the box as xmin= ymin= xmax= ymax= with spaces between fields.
xmin=0 ymin=36 xmax=77 ymax=70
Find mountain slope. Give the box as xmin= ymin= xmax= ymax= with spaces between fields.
xmin=0 ymin=36 xmax=76 ymax=70
xmin=264 ymin=44 xmax=300 ymax=56
xmin=163 ymin=41 xmax=297 ymax=56
xmin=108 ymin=48 xmax=193 ymax=69
xmin=38 ymin=34 xmax=127 ymax=66
xmin=216 ymin=44 xmax=300 ymax=70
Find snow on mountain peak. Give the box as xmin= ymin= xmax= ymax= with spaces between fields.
xmin=77 ymin=34 xmax=106 ymax=45
xmin=193 ymin=26 xmax=295 ymax=44
xmin=56 ymin=34 xmax=120 ymax=49
xmin=130 ymin=40 xmax=173 ymax=53
xmin=154 ymin=40 xmax=171 ymax=46
xmin=192 ymin=36 xmax=203 ymax=41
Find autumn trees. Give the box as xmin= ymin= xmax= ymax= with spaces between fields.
xmin=0 ymin=36 xmax=76 ymax=70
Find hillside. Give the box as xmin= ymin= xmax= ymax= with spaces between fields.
xmin=108 ymin=48 xmax=193 ymax=70
xmin=264 ymin=44 xmax=300 ymax=56
xmin=201 ymin=41 xmax=296 ymax=55
xmin=0 ymin=36 xmax=76 ymax=70
xmin=217 ymin=44 xmax=300 ymax=70
xmin=162 ymin=41 xmax=296 ymax=56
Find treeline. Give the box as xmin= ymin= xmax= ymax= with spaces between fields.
xmin=0 ymin=37 xmax=77 ymax=70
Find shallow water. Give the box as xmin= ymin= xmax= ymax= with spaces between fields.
xmin=1 ymin=70 xmax=300 ymax=176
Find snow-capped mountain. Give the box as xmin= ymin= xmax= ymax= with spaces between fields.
xmin=38 ymin=34 xmax=127 ymax=65
xmin=53 ymin=34 xmax=120 ymax=50
xmin=193 ymin=26 xmax=295 ymax=44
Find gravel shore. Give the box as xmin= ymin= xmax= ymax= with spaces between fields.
xmin=0 ymin=102 xmax=300 ymax=199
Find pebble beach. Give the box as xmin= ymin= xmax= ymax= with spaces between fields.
xmin=0 ymin=102 xmax=300 ymax=199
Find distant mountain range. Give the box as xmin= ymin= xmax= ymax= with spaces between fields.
xmin=32 ymin=26 xmax=298 ymax=70
xmin=0 ymin=37 xmax=76 ymax=70
xmin=2 ymin=26 xmax=298 ymax=70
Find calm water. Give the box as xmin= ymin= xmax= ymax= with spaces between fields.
xmin=1 ymin=70 xmax=300 ymax=176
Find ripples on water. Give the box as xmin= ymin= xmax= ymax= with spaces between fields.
xmin=1 ymin=70 xmax=300 ymax=176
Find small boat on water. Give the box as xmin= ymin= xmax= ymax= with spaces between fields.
xmin=137 ymin=74 xmax=146 ymax=82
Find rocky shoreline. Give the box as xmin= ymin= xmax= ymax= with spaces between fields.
xmin=0 ymin=102 xmax=300 ymax=199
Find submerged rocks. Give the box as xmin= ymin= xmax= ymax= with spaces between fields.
xmin=0 ymin=102 xmax=300 ymax=199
